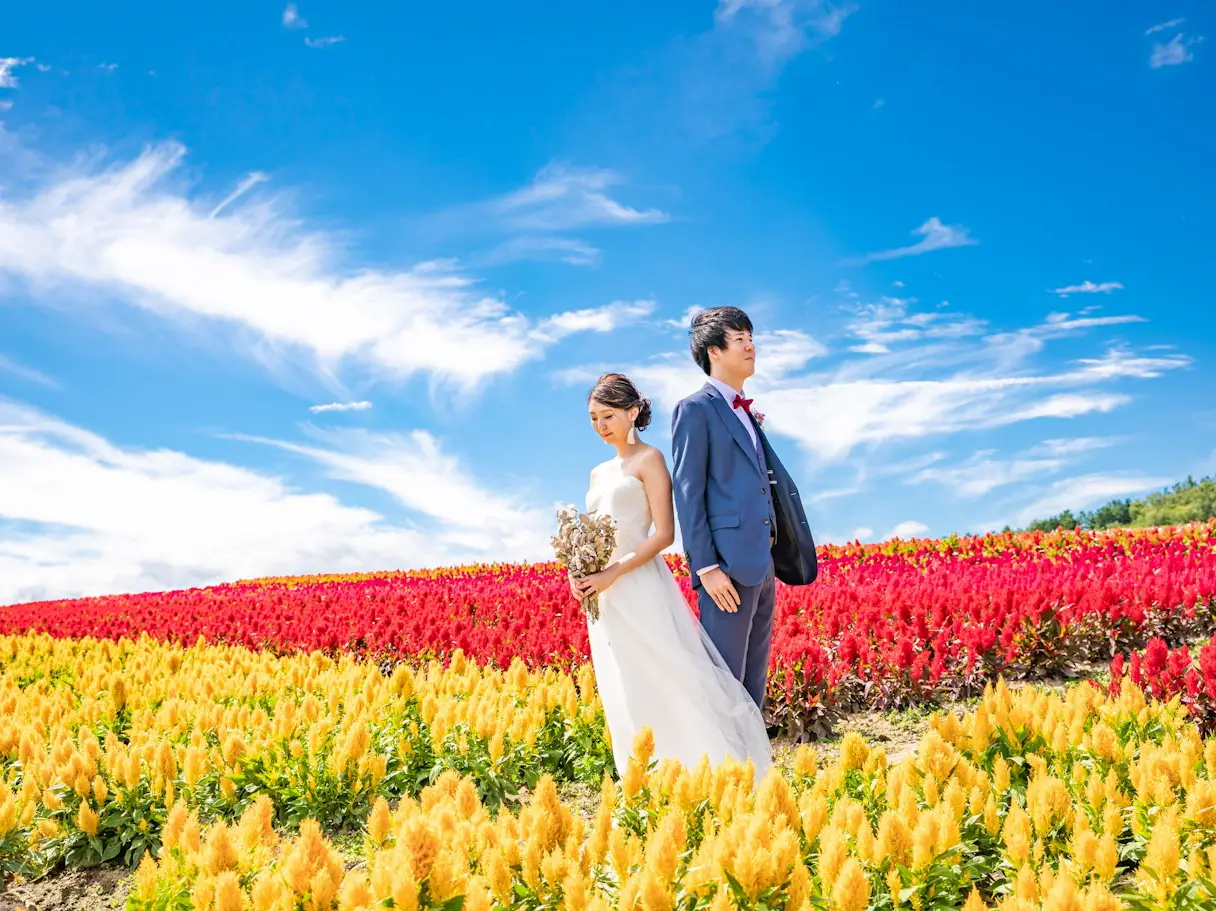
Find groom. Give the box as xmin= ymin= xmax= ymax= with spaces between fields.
xmin=671 ymin=307 xmax=818 ymax=711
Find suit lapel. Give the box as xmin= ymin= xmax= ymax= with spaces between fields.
xmin=704 ymin=384 xmax=763 ymax=477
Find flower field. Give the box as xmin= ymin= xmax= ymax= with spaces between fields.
xmin=6 ymin=635 xmax=1216 ymax=910
xmin=4 ymin=523 xmax=1215 ymax=735
xmin=4 ymin=523 xmax=1216 ymax=910
xmin=124 ymin=681 xmax=1216 ymax=911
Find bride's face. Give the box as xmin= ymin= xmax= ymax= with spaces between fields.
xmin=589 ymin=399 xmax=637 ymax=445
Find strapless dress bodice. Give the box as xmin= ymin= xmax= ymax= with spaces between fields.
xmin=585 ymin=460 xmax=653 ymax=559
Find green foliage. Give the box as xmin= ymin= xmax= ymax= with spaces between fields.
xmin=1022 ymin=476 xmax=1216 ymax=532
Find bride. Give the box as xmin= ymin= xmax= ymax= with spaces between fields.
xmin=570 ymin=372 xmax=772 ymax=780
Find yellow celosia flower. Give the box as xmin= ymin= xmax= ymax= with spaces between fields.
xmin=76 ymin=801 xmax=99 ymax=837
xmin=367 ymin=796 xmax=391 ymax=846
xmin=792 ymin=745 xmax=818 ymax=778
xmin=800 ymin=792 xmax=828 ymax=843
xmin=1186 ymin=778 xmax=1216 ymax=827
xmin=336 ymin=873 xmax=374 ymax=911
xmin=992 ymin=757 xmax=1010 ymax=794
xmin=961 ymin=887 xmax=988 ymax=911
xmin=1140 ymin=810 xmax=1181 ymax=891
xmin=310 ymin=865 xmax=341 ymax=910
xmin=1093 ymin=833 xmax=1118 ymax=881
xmin=203 ymin=822 xmax=239 ymax=875
xmin=1002 ymin=801 xmax=1032 ymax=867
xmin=911 ymin=810 xmax=940 ymax=870
xmin=0 ymin=795 xmax=16 ymax=836
xmin=1080 ymin=882 xmax=1122 ymax=911
xmin=133 ymin=851 xmax=159 ymax=902
xmin=876 ymin=807 xmax=912 ymax=868
xmin=1013 ymin=865 xmax=1038 ymax=903
xmin=885 ymin=868 xmax=902 ymax=907
xmin=818 ymin=827 xmax=847 ymax=890
xmin=213 ymin=871 xmax=243 ymax=911
xmin=840 ymin=732 xmax=869 ymax=772
xmin=831 ymin=857 xmax=870 ymax=911
xmin=639 ymin=868 xmax=674 ymax=911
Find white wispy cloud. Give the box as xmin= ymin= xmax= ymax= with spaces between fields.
xmin=209 ymin=171 xmax=269 ymax=218
xmin=1151 ymin=33 xmax=1203 ymax=68
xmin=488 ymin=163 xmax=669 ymax=232
xmin=847 ymin=297 xmax=985 ymax=354
xmin=282 ymin=3 xmax=308 ymax=29
xmin=755 ymin=329 xmax=831 ymax=377
xmin=533 ymin=300 xmax=656 ymax=340
xmin=1147 ymin=18 xmax=1186 ymax=35
xmin=0 ymin=142 xmax=652 ymax=394
xmin=910 ymin=451 xmax=1067 ymax=497
xmin=0 ymin=355 xmax=57 ymax=387
xmin=582 ymin=0 xmax=855 ymax=151
xmin=1027 ymin=437 xmax=1118 ymax=457
xmin=0 ymin=57 xmax=34 ymax=89
xmin=603 ymin=305 xmax=1188 ymax=464
xmin=309 ymin=401 xmax=372 ymax=413
xmin=715 ymin=0 xmax=859 ymax=66
xmin=841 ymin=217 xmax=978 ymax=266
xmin=664 ymin=305 xmax=704 ymax=331
xmin=236 ymin=426 xmax=551 ymax=551
xmin=590 ymin=328 xmax=827 ymax=413
xmin=0 ymin=402 xmax=550 ymax=605
xmin=982 ymin=312 xmax=1148 ymax=364
xmin=480 ymin=236 xmax=602 ymax=267
xmin=305 ymin=36 xmax=346 ymax=49
xmin=1051 ymin=281 xmax=1123 ymax=296
xmin=429 ymin=163 xmax=668 ymax=268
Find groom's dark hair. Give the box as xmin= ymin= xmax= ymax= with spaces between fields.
xmin=689 ymin=307 xmax=754 ymax=375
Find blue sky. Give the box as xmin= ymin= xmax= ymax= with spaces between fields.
xmin=1 ymin=1 xmax=1212 ymax=603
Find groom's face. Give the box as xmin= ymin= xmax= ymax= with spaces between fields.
xmin=711 ymin=329 xmax=756 ymax=381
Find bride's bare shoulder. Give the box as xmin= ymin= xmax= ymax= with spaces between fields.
xmin=635 ymin=445 xmax=670 ymax=473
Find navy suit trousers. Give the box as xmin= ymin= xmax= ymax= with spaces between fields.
xmin=697 ymin=560 xmax=776 ymax=711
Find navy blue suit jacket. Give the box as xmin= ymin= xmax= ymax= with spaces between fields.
xmin=671 ymin=383 xmax=817 ymax=590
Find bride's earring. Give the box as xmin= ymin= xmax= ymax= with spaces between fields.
xmin=627 ymin=421 xmax=637 ymax=444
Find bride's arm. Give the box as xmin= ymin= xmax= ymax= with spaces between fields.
xmin=624 ymin=449 xmax=677 ymax=567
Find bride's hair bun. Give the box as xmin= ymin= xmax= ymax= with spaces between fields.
xmin=589 ymin=373 xmax=652 ymax=432
xmin=635 ymin=397 xmax=652 ymax=432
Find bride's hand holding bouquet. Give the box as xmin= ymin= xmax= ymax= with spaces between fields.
xmin=551 ymin=505 xmax=617 ymax=622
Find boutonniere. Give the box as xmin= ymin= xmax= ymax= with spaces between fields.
xmin=753 ymin=410 xmax=766 ymax=428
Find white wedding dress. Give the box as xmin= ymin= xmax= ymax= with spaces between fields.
xmin=584 ymin=457 xmax=773 ymax=781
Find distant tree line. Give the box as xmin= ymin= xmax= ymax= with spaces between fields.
xmin=1021 ymin=475 xmax=1216 ymax=532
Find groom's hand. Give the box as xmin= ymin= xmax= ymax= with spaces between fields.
xmin=701 ymin=568 xmax=741 ymax=613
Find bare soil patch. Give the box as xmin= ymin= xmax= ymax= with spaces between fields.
xmin=1 ymin=866 xmax=132 ymax=911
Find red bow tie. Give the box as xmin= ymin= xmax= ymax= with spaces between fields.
xmin=732 ymin=393 xmax=753 ymax=414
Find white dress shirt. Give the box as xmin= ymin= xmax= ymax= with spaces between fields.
xmin=696 ymin=377 xmax=759 ymax=576
xmin=706 ymin=376 xmax=758 ymax=449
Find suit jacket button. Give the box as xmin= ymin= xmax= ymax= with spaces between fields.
xmin=763 ymin=518 xmax=770 ymax=525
